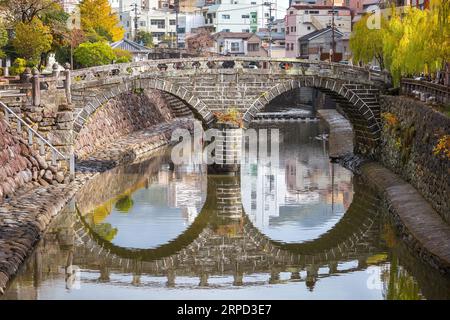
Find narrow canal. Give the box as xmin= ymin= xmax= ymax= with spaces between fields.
xmin=2 ymin=121 xmax=450 ymax=299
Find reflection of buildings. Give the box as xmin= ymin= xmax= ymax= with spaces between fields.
xmin=241 ymin=124 xmax=353 ymax=230
xmin=157 ymin=163 xmax=207 ymax=223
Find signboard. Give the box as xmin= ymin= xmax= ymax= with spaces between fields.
xmin=250 ymin=12 xmax=258 ymax=33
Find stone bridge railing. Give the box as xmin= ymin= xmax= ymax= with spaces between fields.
xmin=401 ymin=78 xmax=449 ymax=105
xmin=69 ymin=57 xmax=391 ymax=88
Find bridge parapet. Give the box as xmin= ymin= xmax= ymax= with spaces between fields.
xmin=70 ymin=57 xmax=390 ymax=88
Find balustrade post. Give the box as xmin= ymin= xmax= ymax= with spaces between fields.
xmin=64 ymin=63 xmax=72 ymax=105
xmin=52 ymin=63 xmax=60 ymax=78
xmin=32 ymin=68 xmax=41 ymax=106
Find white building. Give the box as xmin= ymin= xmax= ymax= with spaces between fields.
xmin=201 ymin=0 xmax=289 ymax=33
xmin=59 ymin=0 xmax=81 ymax=13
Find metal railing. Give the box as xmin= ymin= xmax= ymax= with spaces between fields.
xmin=0 ymin=100 xmax=74 ymax=177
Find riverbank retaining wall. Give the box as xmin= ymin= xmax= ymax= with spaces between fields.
xmin=379 ymin=95 xmax=450 ymax=224
xmin=74 ymin=89 xmax=175 ymax=159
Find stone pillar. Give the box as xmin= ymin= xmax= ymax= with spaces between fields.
xmin=166 ymin=269 xmax=176 ymax=287
xmin=233 ymin=272 xmax=244 ymax=286
xmin=208 ymin=123 xmax=242 ymax=175
xmin=52 ymin=63 xmax=60 ymax=78
xmin=3 ymin=66 xmax=9 ymax=77
xmin=64 ymin=63 xmax=72 ymax=105
xmin=21 ymin=67 xmax=32 ymax=83
xmin=48 ymin=104 xmax=74 ymax=182
xmin=269 ymin=269 xmax=280 ymax=284
xmin=199 ymin=273 xmax=209 ymax=287
xmin=32 ymin=68 xmax=40 ymax=106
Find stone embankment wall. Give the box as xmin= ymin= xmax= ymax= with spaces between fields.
xmin=379 ymin=95 xmax=450 ymax=224
xmin=0 ymin=117 xmax=65 ymax=202
xmin=74 ymin=89 xmax=176 ymax=159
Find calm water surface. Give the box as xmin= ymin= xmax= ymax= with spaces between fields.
xmin=3 ymin=122 xmax=450 ymax=300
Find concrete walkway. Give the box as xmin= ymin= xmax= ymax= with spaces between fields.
xmin=317 ymin=109 xmax=353 ymax=158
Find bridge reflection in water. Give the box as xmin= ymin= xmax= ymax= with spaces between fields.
xmin=3 ymin=123 xmax=450 ymax=299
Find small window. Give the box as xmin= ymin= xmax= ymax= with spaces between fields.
xmin=222 ymin=14 xmax=230 ymax=19
xmin=242 ymin=14 xmax=250 ymax=19
xmin=291 ymin=43 xmax=294 ymax=50
xmin=170 ymin=20 xmax=176 ymax=25
xmin=290 ymin=11 xmax=294 ymax=14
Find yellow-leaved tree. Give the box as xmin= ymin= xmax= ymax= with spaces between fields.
xmin=79 ymin=0 xmax=124 ymax=42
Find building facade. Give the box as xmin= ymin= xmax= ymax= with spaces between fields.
xmin=285 ymin=4 xmax=351 ymax=58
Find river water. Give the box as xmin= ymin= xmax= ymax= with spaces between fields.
xmin=3 ymin=121 xmax=450 ymax=300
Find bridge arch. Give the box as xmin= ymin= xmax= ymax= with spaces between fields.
xmin=242 ymin=76 xmax=382 ymax=156
xmin=72 ymin=77 xmax=215 ymax=136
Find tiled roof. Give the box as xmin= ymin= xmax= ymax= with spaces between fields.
xmin=298 ymin=27 xmax=344 ymax=42
xmin=110 ymin=39 xmax=152 ymax=53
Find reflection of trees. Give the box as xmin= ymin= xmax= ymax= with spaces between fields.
xmin=382 ymin=254 xmax=423 ymax=300
xmin=115 ymin=195 xmax=134 ymax=213
xmin=92 ymin=223 xmax=118 ymax=242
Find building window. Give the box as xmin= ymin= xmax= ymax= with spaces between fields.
xmin=291 ymin=43 xmax=294 ymax=50
xmin=345 ymin=0 xmax=350 ymax=6
xmin=251 ymin=1 xmax=256 ymax=4
xmin=264 ymin=13 xmax=269 ymax=17
xmin=169 ymin=20 xmax=176 ymax=25
xmin=242 ymin=14 xmax=249 ymax=18
xmin=286 ymin=43 xmax=290 ymax=50
xmin=126 ymin=21 xmax=130 ymax=27
xmin=309 ymin=10 xmax=319 ymax=14
xmin=242 ymin=29 xmax=250 ymax=32
xmin=286 ymin=28 xmax=289 ymax=35
xmin=248 ymin=43 xmax=259 ymax=51
xmin=140 ymin=21 xmax=145 ymax=27
xmin=290 ymin=11 xmax=294 ymax=14
xmin=230 ymin=42 xmax=240 ymax=52
xmin=222 ymin=28 xmax=230 ymax=32
xmin=222 ymin=14 xmax=230 ymax=19
xmin=151 ymin=19 xmax=165 ymax=28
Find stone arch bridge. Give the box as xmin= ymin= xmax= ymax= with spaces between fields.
xmin=66 ymin=57 xmax=389 ymax=156
xmin=0 ymin=57 xmax=391 ymax=176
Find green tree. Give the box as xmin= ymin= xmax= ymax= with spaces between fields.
xmin=12 ymin=17 xmax=53 ymax=62
xmin=113 ymin=48 xmax=132 ymax=63
xmin=0 ymin=24 xmax=8 ymax=58
xmin=349 ymin=14 xmax=386 ymax=69
xmin=79 ymin=0 xmax=124 ymax=42
xmin=73 ymin=41 xmax=115 ymax=67
xmin=135 ymin=30 xmax=154 ymax=48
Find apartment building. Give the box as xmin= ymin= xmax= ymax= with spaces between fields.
xmin=285 ymin=4 xmax=351 ymax=57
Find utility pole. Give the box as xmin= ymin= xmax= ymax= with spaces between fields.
xmin=330 ymin=0 xmax=336 ymax=63
xmin=174 ymin=0 xmax=179 ymax=54
xmin=264 ymin=2 xmax=274 ymax=58
xmin=131 ymin=2 xmax=140 ymax=42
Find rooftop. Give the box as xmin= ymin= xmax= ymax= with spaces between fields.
xmin=110 ymin=39 xmax=152 ymax=53
xmin=298 ymin=27 xmax=344 ymax=42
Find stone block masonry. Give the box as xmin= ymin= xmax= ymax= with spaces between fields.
xmin=379 ymin=95 xmax=450 ymax=224
xmin=0 ymin=117 xmax=65 ymax=202
xmin=74 ymin=89 xmax=175 ymax=159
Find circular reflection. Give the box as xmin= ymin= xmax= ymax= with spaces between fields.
xmin=241 ymin=122 xmax=354 ymax=244
xmin=83 ymin=162 xmax=207 ymax=250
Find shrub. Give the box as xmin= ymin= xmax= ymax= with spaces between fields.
xmin=9 ymin=58 xmax=27 ymax=76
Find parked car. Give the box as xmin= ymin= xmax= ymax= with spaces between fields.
xmin=369 ymin=65 xmax=381 ymax=72
xmin=222 ymin=61 xmax=235 ymax=69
